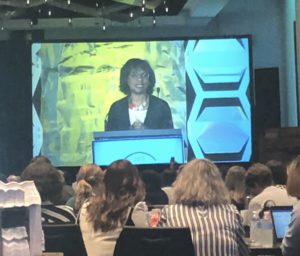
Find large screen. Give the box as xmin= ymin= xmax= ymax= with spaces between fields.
xmin=32 ymin=37 xmax=252 ymax=166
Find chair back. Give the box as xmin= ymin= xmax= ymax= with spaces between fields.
xmin=113 ymin=226 xmax=194 ymax=256
xmin=43 ymin=224 xmax=87 ymax=256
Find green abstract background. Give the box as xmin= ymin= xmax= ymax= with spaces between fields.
xmin=37 ymin=41 xmax=186 ymax=166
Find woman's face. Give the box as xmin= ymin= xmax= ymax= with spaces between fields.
xmin=127 ymin=67 xmax=150 ymax=95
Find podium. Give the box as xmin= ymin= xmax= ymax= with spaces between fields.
xmin=92 ymin=129 xmax=185 ymax=166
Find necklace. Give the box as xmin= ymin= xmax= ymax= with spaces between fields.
xmin=128 ymin=96 xmax=149 ymax=111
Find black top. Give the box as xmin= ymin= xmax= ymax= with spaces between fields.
xmin=106 ymin=95 xmax=173 ymax=131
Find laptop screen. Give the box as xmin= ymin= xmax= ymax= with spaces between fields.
xmin=271 ymin=206 xmax=293 ymax=240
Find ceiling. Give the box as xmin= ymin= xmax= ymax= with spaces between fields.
xmin=0 ymin=0 xmax=230 ymax=31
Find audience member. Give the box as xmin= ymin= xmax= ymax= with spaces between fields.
xmin=141 ymin=169 xmax=168 ymax=205
xmin=245 ymin=163 xmax=297 ymax=225
xmin=161 ymin=168 xmax=177 ymax=204
xmin=66 ymin=164 xmax=104 ymax=213
xmin=159 ymin=158 xmax=248 ymax=256
xmin=225 ymin=165 xmax=246 ymax=211
xmin=79 ymin=159 xmax=145 ymax=256
xmin=282 ymin=155 xmax=300 ymax=256
xmin=265 ymin=159 xmax=287 ymax=185
xmin=56 ymin=169 xmax=75 ymax=204
xmin=21 ymin=161 xmax=76 ymax=224
xmin=6 ymin=174 xmax=21 ymax=182
xmin=30 ymin=155 xmax=52 ymax=164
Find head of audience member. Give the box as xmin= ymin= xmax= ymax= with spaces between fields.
xmin=87 ymin=159 xmax=145 ymax=232
xmin=30 ymin=155 xmax=52 ymax=164
xmin=75 ymin=164 xmax=104 ymax=210
xmin=119 ymin=58 xmax=156 ymax=96
xmin=161 ymin=168 xmax=177 ymax=187
xmin=225 ymin=165 xmax=246 ymax=209
xmin=6 ymin=174 xmax=21 ymax=182
xmin=173 ymin=158 xmax=230 ymax=206
xmin=21 ymin=161 xmax=63 ymax=203
xmin=141 ymin=169 xmax=168 ymax=205
xmin=286 ymin=155 xmax=300 ymax=199
xmin=245 ymin=163 xmax=273 ymax=197
xmin=265 ymin=159 xmax=287 ymax=185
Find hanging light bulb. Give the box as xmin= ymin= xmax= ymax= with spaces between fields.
xmin=67 ymin=0 xmax=71 ymax=5
xmin=141 ymin=6 xmax=145 ymax=12
xmin=130 ymin=12 xmax=133 ymax=19
xmin=68 ymin=18 xmax=72 ymax=25
xmin=165 ymin=6 xmax=168 ymax=13
xmin=1 ymin=26 xmax=4 ymax=31
xmin=48 ymin=10 xmax=52 ymax=16
xmin=153 ymin=9 xmax=155 ymax=14
xmin=44 ymin=0 xmax=47 ymax=2
xmin=153 ymin=17 xmax=156 ymax=26
xmin=26 ymin=0 xmax=30 ymax=5
xmin=102 ymin=24 xmax=106 ymax=31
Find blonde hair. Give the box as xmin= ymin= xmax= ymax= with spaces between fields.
xmin=287 ymin=155 xmax=300 ymax=198
xmin=75 ymin=164 xmax=104 ymax=210
xmin=173 ymin=158 xmax=230 ymax=206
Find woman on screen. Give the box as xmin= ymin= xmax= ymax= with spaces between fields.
xmin=105 ymin=58 xmax=173 ymax=131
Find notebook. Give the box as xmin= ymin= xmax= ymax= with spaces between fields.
xmin=270 ymin=206 xmax=293 ymax=241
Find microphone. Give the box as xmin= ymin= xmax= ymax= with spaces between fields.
xmin=156 ymin=87 xmax=160 ymax=98
xmin=104 ymin=113 xmax=109 ymax=131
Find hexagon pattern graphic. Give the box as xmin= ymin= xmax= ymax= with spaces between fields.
xmin=185 ymin=38 xmax=251 ymax=162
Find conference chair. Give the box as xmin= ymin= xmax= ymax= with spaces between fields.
xmin=42 ymin=224 xmax=87 ymax=256
xmin=113 ymin=226 xmax=195 ymax=256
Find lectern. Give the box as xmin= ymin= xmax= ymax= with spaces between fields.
xmin=92 ymin=129 xmax=185 ymax=166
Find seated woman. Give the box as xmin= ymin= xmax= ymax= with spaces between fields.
xmin=225 ymin=165 xmax=246 ymax=211
xmin=282 ymin=155 xmax=300 ymax=256
xmin=66 ymin=163 xmax=104 ymax=214
xmin=79 ymin=159 xmax=145 ymax=256
xmin=141 ymin=169 xmax=168 ymax=206
xmin=158 ymin=158 xmax=248 ymax=256
xmin=21 ymin=161 xmax=76 ymax=224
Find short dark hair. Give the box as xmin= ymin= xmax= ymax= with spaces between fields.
xmin=265 ymin=159 xmax=287 ymax=185
xmin=119 ymin=58 xmax=156 ymax=95
xmin=245 ymin=163 xmax=273 ymax=189
xmin=21 ymin=162 xmax=63 ymax=203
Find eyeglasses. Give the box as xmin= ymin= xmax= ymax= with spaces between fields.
xmin=129 ymin=71 xmax=149 ymax=79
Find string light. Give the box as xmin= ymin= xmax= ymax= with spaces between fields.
xmin=153 ymin=17 xmax=156 ymax=26
xmin=48 ymin=10 xmax=52 ymax=16
xmin=102 ymin=23 xmax=106 ymax=31
xmin=67 ymin=0 xmax=71 ymax=5
xmin=68 ymin=18 xmax=72 ymax=25
xmin=164 ymin=0 xmax=169 ymax=13
xmin=130 ymin=12 xmax=133 ymax=19
xmin=26 ymin=0 xmax=30 ymax=5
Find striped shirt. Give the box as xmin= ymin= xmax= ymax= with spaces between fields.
xmin=159 ymin=204 xmax=248 ymax=256
xmin=42 ymin=203 xmax=76 ymax=224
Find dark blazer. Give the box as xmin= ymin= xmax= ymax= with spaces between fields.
xmin=106 ymin=95 xmax=173 ymax=131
